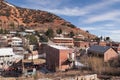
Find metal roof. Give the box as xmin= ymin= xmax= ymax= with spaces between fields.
xmin=88 ymin=45 xmax=111 ymax=54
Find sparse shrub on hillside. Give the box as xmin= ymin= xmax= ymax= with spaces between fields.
xmin=0 ymin=29 xmax=9 ymax=34
xmin=5 ymin=10 xmax=10 ymax=17
xmin=74 ymin=38 xmax=83 ymax=41
xmin=9 ymin=22 xmax=17 ymax=30
xmin=56 ymin=28 xmax=62 ymax=34
xmin=69 ymin=31 xmax=75 ymax=38
xmin=0 ymin=28 xmax=3 ymax=34
xmin=23 ymin=18 xmax=32 ymax=23
xmin=67 ymin=24 xmax=76 ymax=28
xmin=4 ymin=29 xmax=9 ymax=34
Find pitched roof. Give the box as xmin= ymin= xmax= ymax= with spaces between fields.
xmin=88 ymin=45 xmax=111 ymax=54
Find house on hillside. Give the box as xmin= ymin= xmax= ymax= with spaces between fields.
xmin=88 ymin=45 xmax=118 ymax=62
xmin=8 ymin=37 xmax=23 ymax=47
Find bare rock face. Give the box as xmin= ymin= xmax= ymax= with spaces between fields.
xmin=0 ymin=0 xmax=96 ymax=39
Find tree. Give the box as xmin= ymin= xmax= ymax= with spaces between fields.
xmin=0 ymin=29 xmax=9 ymax=34
xmin=39 ymin=35 xmax=48 ymax=42
xmin=0 ymin=20 xmax=2 ymax=28
xmin=0 ymin=29 xmax=3 ymax=34
xmin=4 ymin=29 xmax=9 ymax=34
xmin=45 ymin=28 xmax=54 ymax=38
xmin=100 ymin=36 xmax=103 ymax=40
xmin=94 ymin=37 xmax=100 ymax=42
xmin=106 ymin=37 xmax=110 ymax=41
xmin=69 ymin=31 xmax=75 ymax=38
xmin=86 ymin=30 xmax=89 ymax=33
xmin=26 ymin=35 xmax=38 ymax=45
xmin=56 ymin=28 xmax=62 ymax=34
xmin=35 ymin=31 xmax=40 ymax=37
xmin=15 ymin=31 xmax=20 ymax=37
xmin=9 ymin=22 xmax=15 ymax=30
xmin=19 ymin=26 xmax=25 ymax=31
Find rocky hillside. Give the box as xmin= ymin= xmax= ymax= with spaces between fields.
xmin=0 ymin=0 xmax=96 ymax=39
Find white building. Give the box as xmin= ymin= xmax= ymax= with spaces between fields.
xmin=11 ymin=37 xmax=23 ymax=47
xmin=25 ymin=29 xmax=35 ymax=35
xmin=0 ymin=48 xmax=23 ymax=70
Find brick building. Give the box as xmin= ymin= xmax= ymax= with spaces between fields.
xmin=53 ymin=37 xmax=74 ymax=47
xmin=111 ymin=43 xmax=120 ymax=54
xmin=88 ymin=45 xmax=118 ymax=62
xmin=74 ymin=41 xmax=89 ymax=49
xmin=99 ymin=41 xmax=107 ymax=46
xmin=46 ymin=45 xmax=74 ymax=71
xmin=89 ymin=41 xmax=98 ymax=46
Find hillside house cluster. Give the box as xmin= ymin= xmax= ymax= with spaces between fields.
xmin=0 ymin=27 xmax=119 ymax=79
xmin=0 ymin=29 xmax=39 ymax=76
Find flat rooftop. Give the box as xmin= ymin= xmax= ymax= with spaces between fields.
xmin=54 ymin=37 xmax=73 ymax=40
xmin=0 ymin=48 xmax=15 ymax=56
xmin=49 ymin=45 xmax=70 ymax=50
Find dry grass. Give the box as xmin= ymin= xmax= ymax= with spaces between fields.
xmin=80 ymin=56 xmax=120 ymax=76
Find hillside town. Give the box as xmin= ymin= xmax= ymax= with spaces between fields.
xmin=0 ymin=0 xmax=120 ymax=80
xmin=0 ymin=27 xmax=119 ymax=80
